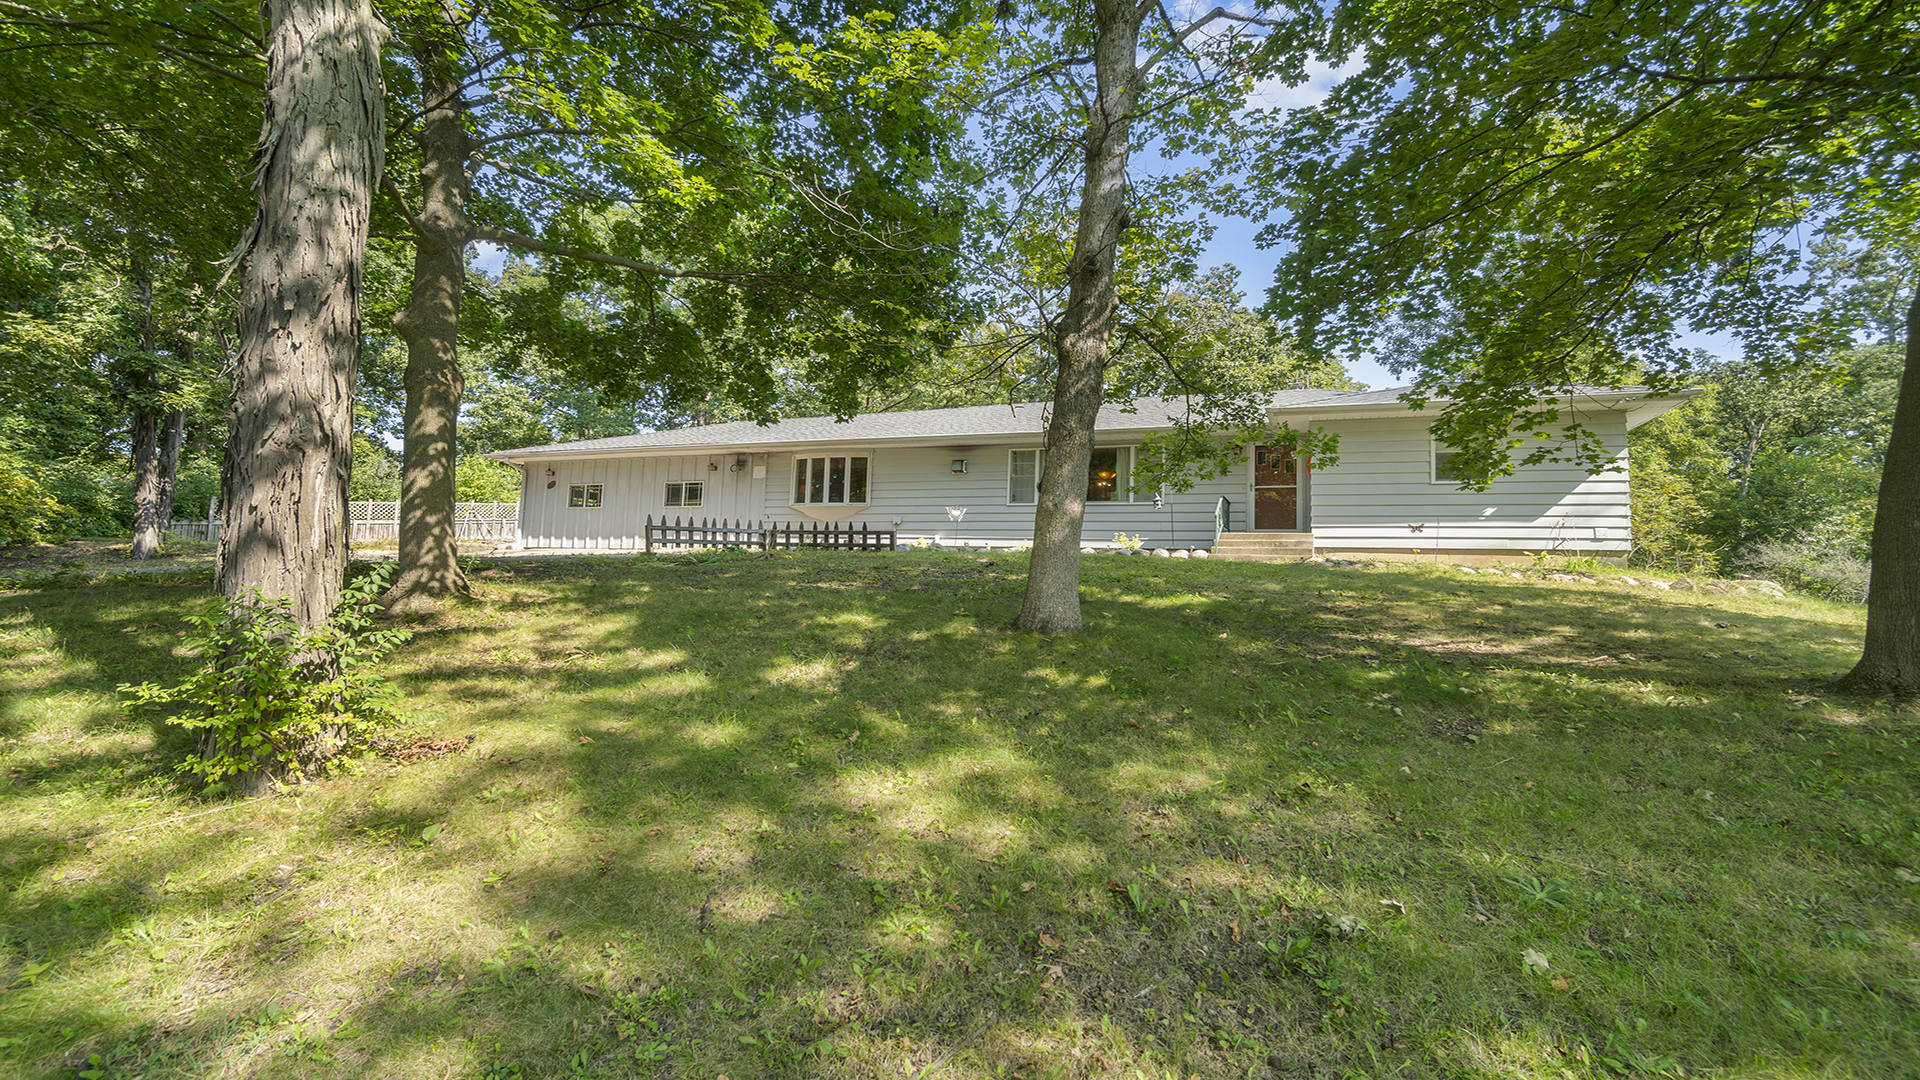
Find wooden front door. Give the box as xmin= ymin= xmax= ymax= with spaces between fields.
xmin=1253 ymin=445 xmax=1300 ymax=530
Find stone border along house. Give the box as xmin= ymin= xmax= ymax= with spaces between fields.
xmin=486 ymin=387 xmax=1694 ymax=560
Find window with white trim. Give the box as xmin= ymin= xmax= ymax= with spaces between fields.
xmin=792 ymin=455 xmax=868 ymax=504
xmin=568 ymin=484 xmax=603 ymax=508
xmin=1008 ymin=447 xmax=1146 ymax=504
xmin=1431 ymin=439 xmax=1486 ymax=485
xmin=665 ymin=481 xmax=703 ymax=507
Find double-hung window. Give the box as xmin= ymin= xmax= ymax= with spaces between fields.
xmin=1009 ymin=447 xmax=1142 ymax=504
xmin=793 ymin=455 xmax=869 ymax=505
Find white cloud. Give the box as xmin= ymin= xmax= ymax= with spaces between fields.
xmin=1248 ymin=51 xmax=1367 ymax=112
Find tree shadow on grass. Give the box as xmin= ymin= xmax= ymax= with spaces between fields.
xmin=2 ymin=554 xmax=1911 ymax=1078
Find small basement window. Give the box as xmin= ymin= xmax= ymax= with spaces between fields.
xmin=569 ymin=484 xmax=603 ymax=508
xmin=665 ymin=481 xmax=703 ymax=507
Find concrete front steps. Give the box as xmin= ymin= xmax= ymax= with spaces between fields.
xmin=1211 ymin=531 xmax=1316 ymax=563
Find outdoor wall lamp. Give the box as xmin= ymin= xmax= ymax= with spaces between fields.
xmin=544 ymin=468 xmax=554 ymax=476
xmin=729 ymin=456 xmax=746 ymax=472
xmin=951 ymin=459 xmax=968 ymax=474
xmin=708 ymin=461 xmax=719 ymax=471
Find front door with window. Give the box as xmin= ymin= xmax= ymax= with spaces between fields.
xmin=1253 ymin=445 xmax=1300 ymax=530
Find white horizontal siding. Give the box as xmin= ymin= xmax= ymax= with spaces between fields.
xmin=763 ymin=445 xmax=1240 ymax=548
xmin=1306 ymin=413 xmax=1632 ymax=552
xmin=509 ymin=408 xmax=1641 ymax=554
xmin=519 ymin=452 xmax=769 ymax=549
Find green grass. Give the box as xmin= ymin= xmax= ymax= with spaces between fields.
xmin=1 ymin=552 xmax=1915 ymax=1079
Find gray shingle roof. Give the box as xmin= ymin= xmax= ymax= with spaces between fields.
xmin=491 ymin=389 xmax=1372 ymax=458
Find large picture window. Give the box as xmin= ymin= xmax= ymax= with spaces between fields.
xmin=793 ymin=455 xmax=868 ymax=505
xmin=1009 ymin=447 xmax=1143 ymax=504
xmin=665 ymin=481 xmax=703 ymax=507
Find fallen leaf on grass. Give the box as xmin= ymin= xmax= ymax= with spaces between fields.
xmin=1379 ymin=899 xmax=1406 ymax=916
xmin=1021 ymin=880 xmax=1036 ymax=892
xmin=1551 ymin=976 xmax=1574 ymax=992
xmin=1037 ymin=933 xmax=1065 ymax=950
xmin=1041 ymin=963 xmax=1064 ymax=982
xmin=1522 ymin=948 xmax=1550 ymax=972
xmin=1228 ymin=916 xmax=1242 ymax=942
xmin=578 ymin=736 xmax=595 ymax=745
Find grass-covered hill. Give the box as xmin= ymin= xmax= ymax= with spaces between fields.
xmin=2 ymin=552 xmax=1914 ymax=1078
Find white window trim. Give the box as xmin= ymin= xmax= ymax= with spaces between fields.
xmin=791 ymin=453 xmax=872 ymax=506
xmin=664 ymin=480 xmax=704 ymax=508
xmin=1430 ymin=437 xmax=1481 ymax=485
xmin=1007 ymin=446 xmax=1151 ymax=505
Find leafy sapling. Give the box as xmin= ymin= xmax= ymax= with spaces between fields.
xmin=121 ymin=566 xmax=412 ymax=794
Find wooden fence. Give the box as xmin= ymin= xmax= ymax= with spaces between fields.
xmin=645 ymin=516 xmax=896 ymax=553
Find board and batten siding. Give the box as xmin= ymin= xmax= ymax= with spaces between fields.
xmin=1305 ymin=413 xmax=1632 ymax=554
xmin=518 ymin=453 xmax=769 ymax=549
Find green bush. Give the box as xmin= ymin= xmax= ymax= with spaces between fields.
xmin=0 ymin=451 xmax=63 ymax=544
xmin=120 ymin=567 xmax=413 ymax=793
xmin=1742 ymin=539 xmax=1871 ymax=603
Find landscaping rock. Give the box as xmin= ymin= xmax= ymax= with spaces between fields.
xmin=1171 ymin=549 xmax=1190 ymax=559
xmin=1191 ymin=548 xmax=1209 ymax=559
xmin=1648 ymin=580 xmax=1671 ymax=590
xmin=1152 ymin=548 xmax=1172 ymax=557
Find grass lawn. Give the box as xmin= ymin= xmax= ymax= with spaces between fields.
xmin=1 ymin=552 xmax=1915 ymax=1079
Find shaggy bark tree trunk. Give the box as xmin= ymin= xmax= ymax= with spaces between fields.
xmin=156 ymin=407 xmax=185 ymax=531
xmin=131 ymin=261 xmax=165 ymax=560
xmin=132 ymin=407 xmax=183 ymax=558
xmin=1013 ymin=0 xmax=1143 ymax=635
xmin=216 ymin=0 xmax=385 ymax=794
xmin=131 ymin=408 xmax=163 ymax=558
xmin=1840 ymin=287 xmax=1920 ymax=693
xmin=384 ymin=25 xmax=472 ymax=611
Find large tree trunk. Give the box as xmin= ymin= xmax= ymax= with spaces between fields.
xmin=1012 ymin=0 xmax=1142 ymax=635
xmin=156 ymin=407 xmax=185 ymax=530
xmin=384 ymin=28 xmax=472 ymax=611
xmin=216 ymin=0 xmax=385 ymax=794
xmin=131 ymin=260 xmax=164 ymax=560
xmin=131 ymin=408 xmax=163 ymax=558
xmin=1840 ymin=287 xmax=1920 ymax=693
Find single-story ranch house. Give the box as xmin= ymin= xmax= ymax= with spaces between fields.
xmin=487 ymin=386 xmax=1693 ymax=559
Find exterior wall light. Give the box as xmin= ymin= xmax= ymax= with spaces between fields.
xmin=951 ymin=459 xmax=968 ymax=474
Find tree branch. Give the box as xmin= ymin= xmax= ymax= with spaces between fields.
xmin=1139 ymin=7 xmax=1282 ymax=77
xmin=152 ymin=42 xmax=264 ymax=88
xmin=1612 ymin=62 xmax=1847 ymax=88
xmin=470 ymin=126 xmax=594 ymax=149
xmin=471 ymin=223 xmax=750 ymax=283
xmin=382 ymin=175 xmax=426 ymax=237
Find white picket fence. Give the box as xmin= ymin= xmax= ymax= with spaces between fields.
xmin=167 ymin=501 xmax=520 ymax=545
